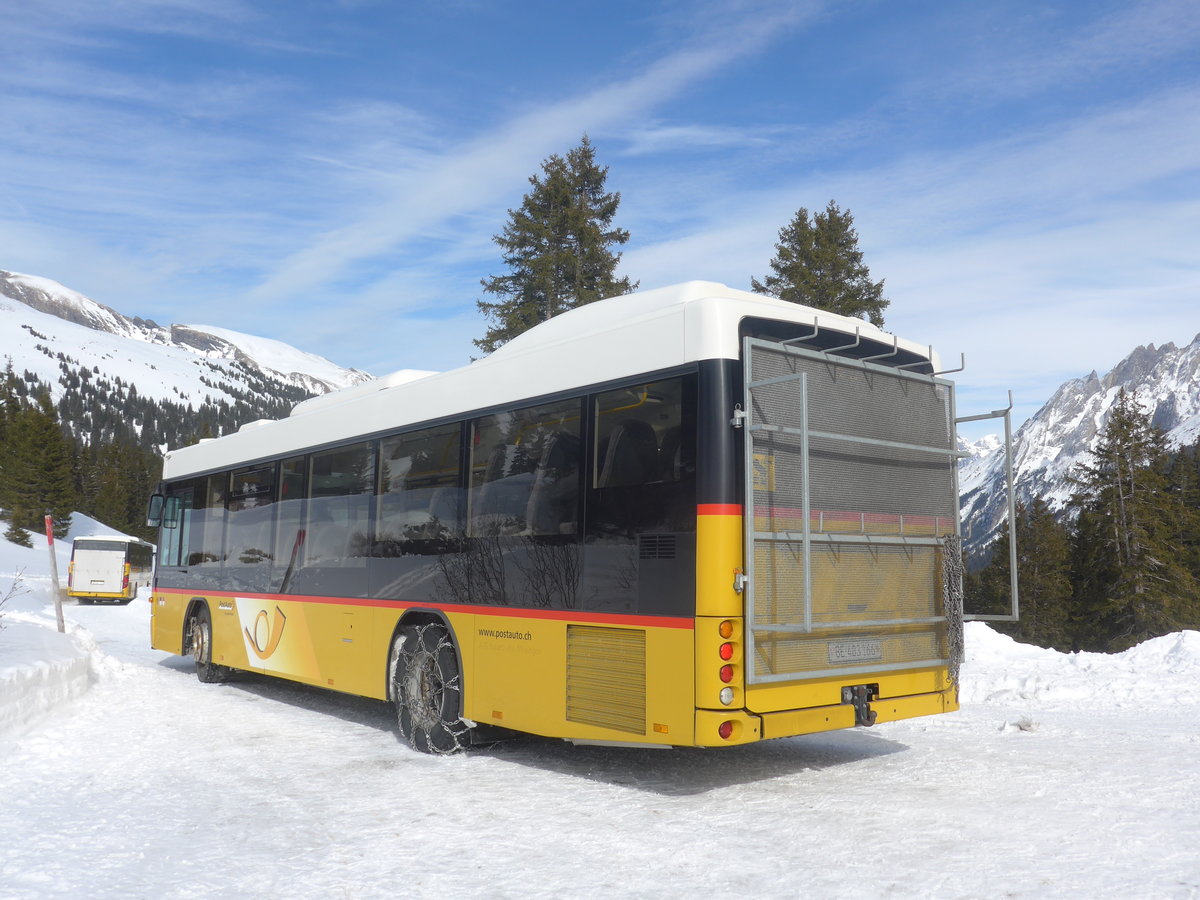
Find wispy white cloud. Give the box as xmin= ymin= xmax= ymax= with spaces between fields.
xmin=621 ymin=122 xmax=781 ymax=156
xmin=898 ymin=0 xmax=1200 ymax=107
xmin=0 ymin=0 xmax=322 ymax=54
xmin=247 ymin=1 xmax=826 ymax=301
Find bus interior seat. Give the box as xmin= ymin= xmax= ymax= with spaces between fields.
xmin=525 ymin=430 xmax=580 ymax=535
xmin=598 ymin=419 xmax=659 ymax=488
xmin=657 ymin=425 xmax=693 ymax=482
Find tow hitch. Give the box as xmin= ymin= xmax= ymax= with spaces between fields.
xmin=842 ymin=684 xmax=879 ymax=727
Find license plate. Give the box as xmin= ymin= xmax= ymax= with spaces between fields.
xmin=828 ymin=638 xmax=883 ymax=664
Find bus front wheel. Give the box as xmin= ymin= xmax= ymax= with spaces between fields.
xmin=189 ymin=605 xmax=229 ymax=684
xmin=390 ymin=622 xmax=469 ymax=754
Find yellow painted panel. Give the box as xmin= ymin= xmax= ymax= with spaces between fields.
xmin=695 ymin=513 xmax=745 ymax=618
xmin=871 ymin=689 xmax=954 ymax=724
xmin=747 ymin=666 xmax=951 ymax=713
xmin=149 ymin=591 xmax=188 ymax=655
xmin=761 ymin=704 xmax=855 ymax=739
xmin=759 ymin=687 xmax=955 ymax=739
xmin=468 ymin=615 xmax=696 ymax=746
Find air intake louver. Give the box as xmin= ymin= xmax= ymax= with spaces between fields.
xmin=638 ymin=534 xmax=677 ymax=560
xmin=565 ymin=625 xmax=646 ymax=735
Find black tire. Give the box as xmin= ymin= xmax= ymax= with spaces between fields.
xmin=189 ymin=604 xmax=229 ymax=684
xmin=390 ymin=621 xmax=470 ymax=754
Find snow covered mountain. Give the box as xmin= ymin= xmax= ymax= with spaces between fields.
xmin=1 ymin=269 xmax=373 ymax=399
xmin=1 ymin=268 xmax=375 ymax=445
xmin=960 ymin=333 xmax=1200 ymax=559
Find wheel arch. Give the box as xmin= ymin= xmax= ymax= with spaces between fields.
xmin=181 ymin=596 xmax=209 ymax=656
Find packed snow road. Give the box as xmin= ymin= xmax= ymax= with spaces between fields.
xmin=2 ymin=595 xmax=1198 ymax=899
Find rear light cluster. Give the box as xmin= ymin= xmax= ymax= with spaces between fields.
xmin=716 ymin=618 xmax=738 ymax=739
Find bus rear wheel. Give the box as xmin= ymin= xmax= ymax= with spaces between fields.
xmin=391 ymin=622 xmax=469 ymax=754
xmin=189 ymin=604 xmax=229 ymax=684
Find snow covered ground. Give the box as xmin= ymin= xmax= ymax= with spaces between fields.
xmin=2 ymin=527 xmax=1198 ymax=899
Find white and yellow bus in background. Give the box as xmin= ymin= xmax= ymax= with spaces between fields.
xmin=147 ymin=281 xmax=1007 ymax=753
xmin=68 ymin=535 xmax=156 ymax=604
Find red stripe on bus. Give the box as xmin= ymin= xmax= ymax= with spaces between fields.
xmin=153 ymin=587 xmax=695 ymax=630
xmin=696 ymin=503 xmax=742 ymax=516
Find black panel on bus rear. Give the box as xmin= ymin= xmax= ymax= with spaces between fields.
xmin=696 ymin=358 xmax=741 ymax=509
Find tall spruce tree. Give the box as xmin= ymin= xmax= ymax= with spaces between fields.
xmin=1165 ymin=440 xmax=1200 ymax=580
xmin=751 ymin=200 xmax=888 ymax=327
xmin=1 ymin=391 xmax=75 ymax=538
xmin=1068 ymin=389 xmax=1200 ymax=650
xmin=475 ymin=135 xmax=637 ymax=353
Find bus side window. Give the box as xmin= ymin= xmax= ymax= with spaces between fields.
xmin=377 ymin=423 xmax=462 ymax=551
xmin=590 ymin=376 xmax=696 ymax=534
xmin=189 ymin=473 xmax=226 ymax=568
xmin=274 ymin=456 xmax=308 ymax=568
xmin=469 ymin=398 xmax=582 ymax=537
xmin=308 ymin=441 xmax=376 ymax=563
xmin=226 ymin=464 xmax=276 ymax=573
xmin=159 ymin=490 xmax=191 ymax=567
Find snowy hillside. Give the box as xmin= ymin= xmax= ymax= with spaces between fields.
xmin=961 ymin=333 xmax=1200 ymax=557
xmin=2 ymin=527 xmax=1197 ymax=898
xmin=1 ymin=268 xmax=374 ymax=411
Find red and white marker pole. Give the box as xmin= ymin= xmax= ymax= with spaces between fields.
xmin=44 ymin=514 xmax=65 ymax=634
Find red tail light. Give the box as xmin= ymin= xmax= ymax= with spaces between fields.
xmin=718 ymin=721 xmax=734 ymax=740
xmin=719 ymin=642 xmax=734 ymax=660
xmin=719 ymin=664 xmax=734 ymax=683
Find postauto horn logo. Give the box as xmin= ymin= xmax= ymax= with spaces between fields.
xmin=245 ymin=606 xmax=287 ymax=660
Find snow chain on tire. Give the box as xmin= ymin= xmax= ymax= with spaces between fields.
xmin=390 ymin=621 xmax=471 ymax=755
xmin=942 ymin=534 xmax=965 ymax=691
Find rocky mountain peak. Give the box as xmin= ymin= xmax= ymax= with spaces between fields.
xmin=961 ymin=332 xmax=1200 ymax=561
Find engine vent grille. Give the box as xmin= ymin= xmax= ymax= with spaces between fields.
xmin=639 ymin=533 xmax=677 ymax=560
xmin=566 ymin=625 xmax=646 ymax=735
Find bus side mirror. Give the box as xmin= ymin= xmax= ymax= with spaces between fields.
xmin=148 ymin=495 xmax=181 ymax=529
xmin=163 ymin=496 xmax=181 ymax=529
xmin=146 ymin=494 xmax=165 ymax=528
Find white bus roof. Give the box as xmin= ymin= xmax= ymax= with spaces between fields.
xmin=161 ymin=281 xmax=936 ymax=480
xmin=73 ymin=535 xmax=154 ymax=546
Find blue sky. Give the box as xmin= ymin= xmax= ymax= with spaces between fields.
xmin=2 ymin=0 xmax=1198 ymax=438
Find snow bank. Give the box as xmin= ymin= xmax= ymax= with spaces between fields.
xmin=0 ymin=512 xmax=123 ymax=734
xmin=0 ymin=615 xmax=93 ymax=734
xmin=960 ymin=620 xmax=1200 ymax=709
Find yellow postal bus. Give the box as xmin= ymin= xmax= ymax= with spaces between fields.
xmin=147 ymin=282 xmax=969 ymax=753
xmin=69 ymin=535 xmax=155 ymax=604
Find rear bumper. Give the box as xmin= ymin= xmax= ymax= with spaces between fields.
xmin=693 ymin=678 xmax=958 ymax=746
xmin=760 ymin=686 xmax=957 ymax=740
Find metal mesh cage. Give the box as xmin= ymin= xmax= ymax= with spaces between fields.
xmin=744 ymin=339 xmax=959 ymax=683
